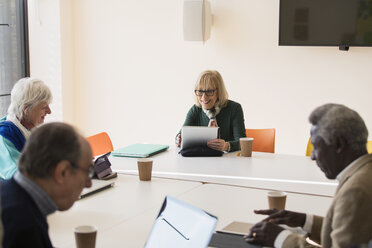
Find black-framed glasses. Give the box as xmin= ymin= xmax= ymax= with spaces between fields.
xmin=69 ymin=161 xmax=95 ymax=179
xmin=194 ymin=89 xmax=216 ymax=97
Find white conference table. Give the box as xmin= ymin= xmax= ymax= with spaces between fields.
xmin=110 ymin=147 xmax=338 ymax=197
xmin=178 ymin=184 xmax=333 ymax=231
xmin=48 ymin=175 xmax=333 ymax=248
xmin=99 ymin=184 xmax=333 ymax=248
xmin=48 ymin=175 xmax=202 ymax=248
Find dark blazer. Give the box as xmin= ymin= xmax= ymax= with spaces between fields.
xmin=283 ymin=154 xmax=372 ymax=248
xmin=1 ymin=178 xmax=53 ymax=248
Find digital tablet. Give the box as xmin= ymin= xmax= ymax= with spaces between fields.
xmin=181 ymin=126 xmax=219 ymax=150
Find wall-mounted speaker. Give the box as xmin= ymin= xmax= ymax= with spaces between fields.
xmin=183 ymin=0 xmax=212 ymax=42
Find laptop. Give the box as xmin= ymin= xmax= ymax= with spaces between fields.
xmin=111 ymin=144 xmax=169 ymax=158
xmin=145 ymin=195 xmax=218 ymax=248
xmin=181 ymin=126 xmax=219 ymax=150
xmin=79 ymin=179 xmax=115 ymax=199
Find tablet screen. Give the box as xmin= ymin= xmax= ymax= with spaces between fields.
xmin=181 ymin=126 xmax=219 ymax=150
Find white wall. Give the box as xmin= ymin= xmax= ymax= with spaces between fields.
xmin=30 ymin=0 xmax=372 ymax=155
xmin=59 ymin=0 xmax=75 ymax=124
xmin=27 ymin=0 xmax=75 ymax=124
xmin=27 ymin=0 xmax=63 ymax=122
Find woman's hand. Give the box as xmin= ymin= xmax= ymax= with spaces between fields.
xmin=176 ymin=134 xmax=181 ymax=148
xmin=254 ymin=209 xmax=306 ymax=228
xmin=207 ymin=139 xmax=229 ymax=151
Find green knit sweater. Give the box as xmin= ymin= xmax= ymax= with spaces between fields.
xmin=182 ymin=100 xmax=246 ymax=152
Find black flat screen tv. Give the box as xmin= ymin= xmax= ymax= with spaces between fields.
xmin=279 ymin=0 xmax=372 ymax=48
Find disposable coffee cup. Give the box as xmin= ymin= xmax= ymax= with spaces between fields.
xmin=267 ymin=191 xmax=287 ymax=210
xmin=74 ymin=225 xmax=97 ymax=248
xmin=240 ymin=138 xmax=254 ymax=157
xmin=137 ymin=158 xmax=153 ymax=181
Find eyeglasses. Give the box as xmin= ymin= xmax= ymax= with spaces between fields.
xmin=69 ymin=161 xmax=95 ymax=179
xmin=194 ymin=89 xmax=216 ymax=97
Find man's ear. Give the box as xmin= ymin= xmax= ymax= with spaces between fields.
xmin=54 ymin=160 xmax=70 ymax=184
xmin=335 ymin=137 xmax=346 ymax=154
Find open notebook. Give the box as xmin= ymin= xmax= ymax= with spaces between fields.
xmin=145 ymin=195 xmax=218 ymax=248
xmin=111 ymin=144 xmax=169 ymax=158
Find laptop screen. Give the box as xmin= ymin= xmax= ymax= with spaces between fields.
xmin=145 ymin=195 xmax=217 ymax=248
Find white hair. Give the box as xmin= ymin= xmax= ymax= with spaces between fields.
xmin=309 ymin=103 xmax=368 ymax=153
xmin=7 ymin=78 xmax=53 ymax=120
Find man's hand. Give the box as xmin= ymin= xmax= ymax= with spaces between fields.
xmin=245 ymin=221 xmax=284 ymax=247
xmin=254 ymin=209 xmax=306 ymax=228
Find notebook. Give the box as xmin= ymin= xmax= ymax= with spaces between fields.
xmin=210 ymin=221 xmax=259 ymax=248
xmin=79 ymin=179 xmax=115 ymax=199
xmin=217 ymin=221 xmax=254 ymax=236
xmin=111 ymin=144 xmax=169 ymax=158
xmin=217 ymin=221 xmax=307 ymax=236
xmin=145 ymin=195 xmax=218 ymax=248
xmin=208 ymin=232 xmax=261 ymax=248
xmin=181 ymin=126 xmax=219 ymax=150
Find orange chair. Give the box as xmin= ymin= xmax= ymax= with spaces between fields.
xmin=245 ymin=128 xmax=275 ymax=153
xmin=86 ymin=132 xmax=114 ymax=157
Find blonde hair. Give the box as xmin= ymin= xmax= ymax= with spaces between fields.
xmin=194 ymin=70 xmax=229 ymax=108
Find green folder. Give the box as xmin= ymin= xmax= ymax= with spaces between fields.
xmin=111 ymin=143 xmax=169 ymax=158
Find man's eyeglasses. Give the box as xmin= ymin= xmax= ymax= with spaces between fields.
xmin=69 ymin=161 xmax=95 ymax=179
xmin=194 ymin=89 xmax=216 ymax=97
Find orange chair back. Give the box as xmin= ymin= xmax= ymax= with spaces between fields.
xmin=86 ymin=132 xmax=114 ymax=157
xmin=245 ymin=128 xmax=275 ymax=153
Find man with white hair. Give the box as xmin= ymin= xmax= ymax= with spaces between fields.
xmin=246 ymin=103 xmax=372 ymax=248
xmin=0 ymin=78 xmax=52 ymax=180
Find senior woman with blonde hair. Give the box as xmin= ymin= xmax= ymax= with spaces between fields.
xmin=0 ymin=78 xmax=52 ymax=179
xmin=177 ymin=70 xmax=246 ymax=152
